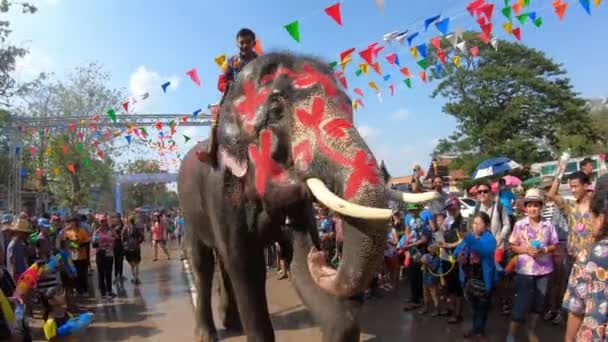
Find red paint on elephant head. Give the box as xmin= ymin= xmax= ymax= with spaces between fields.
xmin=233 ymin=80 xmax=271 ymax=133
xmin=248 ymin=129 xmax=287 ymax=197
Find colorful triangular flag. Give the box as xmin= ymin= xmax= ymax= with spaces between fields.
xmin=434 ymin=17 xmax=450 ymax=35
xmin=186 ymin=68 xmax=201 ymax=87
xmin=284 ymin=20 xmax=301 ymax=42
xmin=324 ymin=3 xmax=343 ymax=25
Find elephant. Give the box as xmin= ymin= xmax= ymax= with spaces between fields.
xmin=177 ymin=52 xmax=437 ymax=342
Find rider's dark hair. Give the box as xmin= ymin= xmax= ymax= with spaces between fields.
xmin=236 ymin=28 xmax=256 ymax=41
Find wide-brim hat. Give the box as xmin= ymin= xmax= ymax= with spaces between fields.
xmin=524 ymin=188 xmax=544 ymax=204
xmin=10 ymin=219 xmax=33 ymax=233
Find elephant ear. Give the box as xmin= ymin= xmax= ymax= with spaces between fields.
xmin=219 ymin=146 xmax=248 ymax=178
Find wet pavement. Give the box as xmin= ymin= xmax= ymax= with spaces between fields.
xmin=29 ymin=243 xmax=565 ymax=341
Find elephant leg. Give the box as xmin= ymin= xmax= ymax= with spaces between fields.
xmin=216 ymin=258 xmax=242 ymax=331
xmin=289 ymin=204 xmax=361 ymax=342
xmin=191 ymin=242 xmax=218 ymax=342
xmin=220 ymin=246 xmax=275 ymax=342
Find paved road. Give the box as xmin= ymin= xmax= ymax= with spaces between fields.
xmin=29 ymin=243 xmax=565 ymax=341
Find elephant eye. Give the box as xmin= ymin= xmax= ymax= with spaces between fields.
xmin=267 ymin=93 xmax=285 ymax=122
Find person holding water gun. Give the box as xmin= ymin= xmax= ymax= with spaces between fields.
xmin=506 ymin=188 xmax=559 ymax=342
xmin=40 ymin=287 xmax=93 ymax=341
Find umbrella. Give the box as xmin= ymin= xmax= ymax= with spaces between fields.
xmin=502 ymin=175 xmax=521 ymax=187
xmin=473 ymin=157 xmax=521 ymax=180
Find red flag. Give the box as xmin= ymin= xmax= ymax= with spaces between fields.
xmin=553 ymin=1 xmax=568 ymax=20
xmin=338 ymin=76 xmax=348 ymax=89
xmin=89 ymin=124 xmax=97 ymax=131
xmin=481 ymin=22 xmax=493 ymax=37
xmin=324 ymin=3 xmax=342 ymax=26
xmin=399 ymin=67 xmax=411 ymax=77
xmin=155 ymin=122 xmax=163 ymax=130
xmin=92 ymin=114 xmax=100 ymax=121
xmin=430 ymin=37 xmax=441 ymax=50
xmin=371 ymin=62 xmax=382 ymax=75
xmin=438 ymin=49 xmax=447 ymax=64
xmin=358 ymin=47 xmax=374 ymax=65
xmin=512 ymin=27 xmax=522 ymax=41
xmin=67 ymin=163 xmax=76 ymax=173
xmin=97 ymin=150 xmax=104 ymax=159
xmin=467 ymin=0 xmax=485 ymax=15
xmin=29 ymin=146 xmax=36 ymax=156
xmin=68 ymin=123 xmax=76 ymax=131
xmin=470 ymin=46 xmax=480 ymax=57
xmin=254 ymin=38 xmax=264 ymax=55
xmin=389 ymin=84 xmax=395 ymax=96
xmin=513 ymin=2 xmax=523 ymax=15
xmin=479 ymin=3 xmax=494 ymax=20
xmin=340 ymin=48 xmax=355 ymax=62
xmin=420 ymin=71 xmax=427 ymax=82
xmin=385 ymin=53 xmax=398 ymax=65
xmin=372 ymin=45 xmax=384 ymax=58
xmin=181 ymin=116 xmax=188 ymax=123
xmin=186 ymin=68 xmax=201 ymax=87
xmin=354 ymin=88 xmax=364 ymax=97
xmin=479 ymin=32 xmax=491 ymax=44
xmin=122 ymin=101 xmax=129 ymax=112
xmin=476 ymin=16 xmax=487 ymax=26
xmin=356 ymin=98 xmax=364 ymax=108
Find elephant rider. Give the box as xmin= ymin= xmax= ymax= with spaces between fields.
xmin=197 ymin=27 xmax=259 ymax=166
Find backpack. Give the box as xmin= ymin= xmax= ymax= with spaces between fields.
xmin=471 ymin=201 xmax=505 ymax=233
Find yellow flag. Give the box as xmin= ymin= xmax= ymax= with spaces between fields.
xmin=453 ymin=55 xmax=461 ymax=68
xmin=113 ymin=130 xmax=122 ymax=137
xmin=594 ymin=0 xmax=601 ymax=6
xmin=359 ymin=63 xmax=369 ymax=74
xmin=80 ymin=119 xmax=87 ymax=125
xmin=340 ymin=56 xmax=352 ymax=70
xmin=410 ymin=46 xmax=419 ymax=59
xmin=518 ymin=0 xmax=526 ymax=7
xmin=214 ymin=54 xmax=227 ymax=68
xmin=352 ymin=100 xmax=358 ymax=110
xmin=53 ymin=167 xmax=60 ymax=177
xmin=503 ymin=21 xmax=513 ymax=34
xmin=368 ymin=81 xmax=379 ymax=92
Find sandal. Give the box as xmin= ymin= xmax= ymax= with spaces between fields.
xmin=447 ymin=315 xmax=462 ymax=324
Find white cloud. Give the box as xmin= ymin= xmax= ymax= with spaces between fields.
xmin=390 ymin=108 xmax=410 ymax=121
xmin=128 ymin=65 xmax=179 ymax=110
xmin=356 ymin=125 xmax=380 ymax=140
xmin=14 ymin=50 xmax=54 ymax=81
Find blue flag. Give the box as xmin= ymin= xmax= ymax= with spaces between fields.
xmin=407 ymin=32 xmax=419 ymax=46
xmin=424 ymin=14 xmax=441 ymax=31
xmin=434 ymin=17 xmax=450 ymax=35
xmin=161 ymin=81 xmax=171 ymax=93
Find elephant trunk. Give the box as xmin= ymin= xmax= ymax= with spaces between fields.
xmin=306 ymin=179 xmax=389 ymax=298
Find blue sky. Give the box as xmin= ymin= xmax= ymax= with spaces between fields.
xmin=8 ymin=0 xmax=608 ymax=176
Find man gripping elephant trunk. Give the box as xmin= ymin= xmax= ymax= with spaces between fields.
xmin=178 ymin=50 xmax=438 ymax=342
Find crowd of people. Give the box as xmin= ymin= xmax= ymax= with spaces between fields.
xmin=0 ymin=208 xmax=185 ymax=340
xmin=306 ymin=159 xmax=608 ymax=342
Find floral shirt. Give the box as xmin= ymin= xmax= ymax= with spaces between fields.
xmin=565 ymin=198 xmax=594 ymax=258
xmin=509 ymin=217 xmax=559 ymax=276
xmin=563 ymin=240 xmax=608 ymax=341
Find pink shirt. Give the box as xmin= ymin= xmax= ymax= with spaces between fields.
xmin=151 ymin=222 xmax=166 ymax=241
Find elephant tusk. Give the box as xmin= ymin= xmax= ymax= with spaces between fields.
xmin=386 ymin=188 xmax=440 ymax=204
xmin=305 ymin=178 xmax=391 ymax=220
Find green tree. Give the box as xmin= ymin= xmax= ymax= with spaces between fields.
xmin=0 ymin=1 xmax=37 ymax=107
xmin=19 ymin=63 xmax=126 ymax=210
xmin=120 ymin=160 xmax=172 ymax=212
xmin=431 ymin=32 xmax=603 ymax=172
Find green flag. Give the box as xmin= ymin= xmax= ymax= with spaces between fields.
xmin=517 ymin=13 xmax=529 ymax=25
xmin=106 ymin=109 xmax=116 ymax=123
xmin=355 ymin=69 xmax=362 ymax=76
xmin=524 ymin=0 xmax=530 ymax=6
xmin=184 ymin=135 xmax=191 ymax=143
xmin=76 ymin=142 xmax=84 ymax=152
xmin=284 ymin=20 xmax=300 ymax=42
xmin=417 ymin=59 xmax=428 ymax=70
xmin=404 ymin=78 xmax=412 ymax=88
xmin=501 ymin=6 xmax=511 ymax=18
xmin=83 ymin=158 xmax=91 ymax=167
xmin=329 ymin=61 xmax=338 ymax=69
xmin=533 ymin=17 xmax=542 ymax=27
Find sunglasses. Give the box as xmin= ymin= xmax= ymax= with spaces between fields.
xmin=477 ymin=189 xmax=490 ymax=194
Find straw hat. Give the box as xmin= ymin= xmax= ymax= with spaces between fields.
xmin=523 ymin=188 xmax=544 ymax=204
xmin=10 ymin=218 xmax=33 ymax=233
